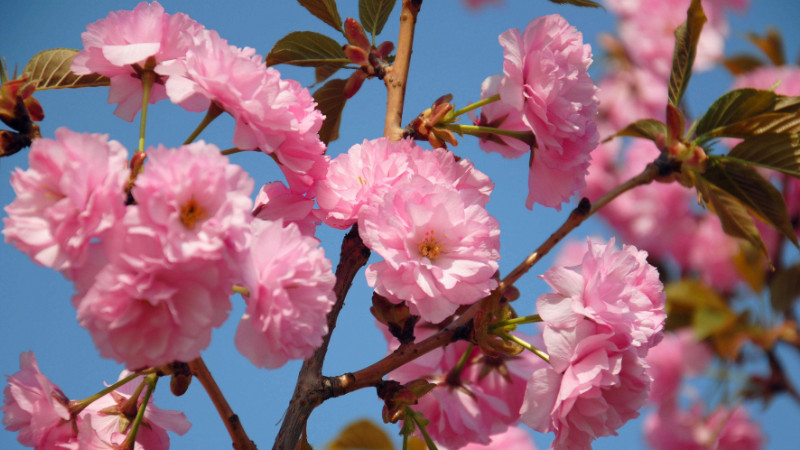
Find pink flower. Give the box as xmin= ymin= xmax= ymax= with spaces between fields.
xmin=387 ymin=328 xmax=541 ymax=448
xmin=645 ymin=330 xmax=713 ymax=405
xmin=685 ymin=215 xmax=742 ymax=292
xmin=160 ymin=29 xmax=327 ymax=194
xmin=131 ymin=141 xmax=253 ymax=270
xmin=252 ymin=181 xmax=319 ymax=236
xmin=474 ymin=74 xmax=531 ymax=159
xmin=71 ymin=2 xmax=203 ymax=121
xmin=522 ymin=320 xmax=651 ymax=449
xmin=235 ymin=219 xmax=336 ymax=369
xmin=360 ymin=177 xmax=500 ymax=323
xmin=79 ymin=372 xmax=190 ymax=449
xmin=462 ymin=0 xmax=503 ymax=10
xmin=3 ymin=128 xmax=128 ymax=275
xmin=597 ymin=67 xmax=667 ymax=131
xmin=645 ymin=403 xmax=763 ymax=450
xmin=2 ymin=352 xmax=78 ymax=448
xmin=498 ymin=14 xmax=599 ymax=209
xmin=537 ymin=238 xmax=666 ymax=353
xmin=734 ymin=65 xmax=800 ymax=96
xmin=457 ymin=425 xmax=537 ymax=449
xmin=317 ymin=138 xmax=492 ymax=229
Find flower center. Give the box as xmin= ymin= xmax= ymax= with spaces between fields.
xmin=418 ymin=230 xmax=442 ymax=260
xmin=357 ymin=175 xmax=367 ymax=186
xmin=180 ymin=198 xmax=206 ymax=229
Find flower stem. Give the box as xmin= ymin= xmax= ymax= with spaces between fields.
xmin=443 ymin=123 xmax=535 ymax=147
xmin=495 ymin=331 xmax=550 ymax=364
xmin=69 ymin=371 xmax=142 ymax=416
xmin=184 ymin=103 xmax=224 ymax=145
xmin=449 ymin=94 xmax=500 ymax=118
xmin=137 ymin=69 xmax=156 ymax=154
xmin=489 ymin=314 xmax=542 ymax=331
xmin=119 ymin=374 xmax=157 ymax=450
xmin=446 ymin=343 xmax=475 ymax=384
xmin=407 ymin=408 xmax=438 ymax=450
xmin=221 ymin=147 xmax=248 ymax=156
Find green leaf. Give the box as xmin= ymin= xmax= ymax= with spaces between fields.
xmin=297 ymin=0 xmax=344 ymax=33
xmin=748 ymin=27 xmax=785 ymax=67
xmin=326 ymin=419 xmax=393 ymax=450
xmin=769 ymin=264 xmax=800 ymax=314
xmin=709 ymin=112 xmax=800 ymax=138
xmin=547 ymin=0 xmax=603 ymax=7
xmin=314 ymin=64 xmax=344 ymax=84
xmin=728 ymin=134 xmax=800 ymax=178
xmin=695 ymin=88 xmax=779 ymax=138
xmin=666 ymin=103 xmax=685 ymax=146
xmin=703 ymin=157 xmax=799 ymax=248
xmin=22 ymin=48 xmax=109 ymax=90
xmin=668 ymin=0 xmax=707 ymax=107
xmin=313 ymin=78 xmax=347 ymax=144
xmin=604 ymin=119 xmax=666 ymax=143
xmin=266 ymin=31 xmax=349 ymax=69
xmin=691 ymin=171 xmax=769 ymax=256
xmin=722 ymin=54 xmax=765 ymax=75
xmin=359 ymin=0 xmax=397 ymax=39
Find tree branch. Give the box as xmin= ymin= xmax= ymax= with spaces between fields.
xmin=383 ymin=0 xmax=422 ymax=140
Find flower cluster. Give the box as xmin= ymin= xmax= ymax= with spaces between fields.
xmin=522 ymin=238 xmax=666 ymax=449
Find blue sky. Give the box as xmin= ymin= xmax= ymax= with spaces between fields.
xmin=2 ymin=1 xmax=800 ymax=448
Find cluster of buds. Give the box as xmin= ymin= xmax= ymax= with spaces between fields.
xmin=378 ymin=379 xmax=434 ymax=424
xmin=0 ymin=74 xmax=43 ymax=157
xmin=371 ymin=293 xmax=420 ymax=345
xmin=404 ymin=94 xmax=458 ymax=148
xmin=342 ymin=18 xmax=394 ymax=99
xmin=471 ymin=282 xmax=525 ymax=358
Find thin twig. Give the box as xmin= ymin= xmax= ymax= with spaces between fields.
xmin=188 ymin=357 xmax=256 ymax=450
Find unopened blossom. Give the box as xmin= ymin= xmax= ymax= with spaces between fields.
xmin=3 ymin=128 xmax=128 ymax=275
xmin=2 ymin=351 xmax=78 ymax=448
xmin=235 ymin=219 xmax=336 ymax=369
xmin=644 ymin=402 xmax=763 ymax=450
xmin=645 ymin=330 xmax=713 ymax=406
xmin=79 ymin=372 xmax=190 ymax=449
xmin=360 ymin=176 xmax=500 ymax=323
xmin=252 ymin=181 xmax=319 ymax=236
xmin=71 ymin=1 xmax=204 ymax=121
xmin=498 ymin=14 xmax=599 ymax=209
xmin=160 ymin=29 xmax=327 ymax=194
xmin=522 ymin=320 xmax=651 ymax=449
xmin=317 ymin=138 xmax=492 ymax=229
xmin=387 ymin=328 xmax=541 ymax=448
xmin=537 ymin=238 xmax=665 ymax=352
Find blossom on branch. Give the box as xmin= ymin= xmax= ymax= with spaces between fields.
xmin=71 ymin=1 xmax=204 ymax=121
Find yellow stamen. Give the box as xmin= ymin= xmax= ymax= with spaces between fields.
xmin=357 ymin=175 xmax=367 ymax=186
xmin=418 ymin=230 xmax=442 ymax=260
xmin=180 ymin=198 xmax=206 ymax=229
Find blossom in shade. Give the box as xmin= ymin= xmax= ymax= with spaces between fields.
xmin=80 ymin=372 xmax=190 ymax=449
xmin=645 ymin=330 xmax=713 ymax=406
xmin=2 ymin=351 xmax=78 ymax=448
xmin=497 ymin=14 xmax=599 ymax=209
xmin=235 ymin=219 xmax=336 ymax=369
xmin=360 ymin=176 xmax=500 ymax=323
xmin=160 ymin=29 xmax=327 ymax=194
xmin=644 ymin=402 xmax=763 ymax=450
xmin=386 ymin=326 xmax=541 ymax=448
xmin=316 ymin=138 xmax=492 ymax=229
xmin=537 ymin=238 xmax=666 ymax=353
xmin=3 ymin=128 xmax=128 ymax=275
xmin=522 ymin=320 xmax=651 ymax=449
xmin=458 ymin=425 xmax=538 ymax=449
xmin=71 ymin=2 xmax=203 ymax=121
xmin=252 ymin=181 xmax=319 ymax=236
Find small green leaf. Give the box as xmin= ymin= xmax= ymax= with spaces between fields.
xmin=326 ymin=419 xmax=393 ymax=450
xmin=770 ymin=264 xmax=800 ymax=314
xmin=604 ymin=119 xmax=666 ymax=143
xmin=267 ymin=31 xmax=349 ymax=68
xmin=547 ymin=0 xmax=603 ymax=7
xmin=748 ymin=27 xmax=785 ymax=67
xmin=313 ymin=78 xmax=347 ymax=144
xmin=722 ymin=54 xmax=765 ymax=75
xmin=23 ymin=48 xmax=109 ymax=90
xmin=703 ymin=157 xmax=798 ymax=248
xmin=359 ymin=0 xmax=397 ymax=39
xmin=668 ymin=0 xmax=707 ymax=107
xmin=314 ymin=64 xmax=345 ymax=85
xmin=709 ymin=112 xmax=800 ymax=138
xmin=297 ymin=0 xmax=344 ymax=33
xmin=728 ymin=134 xmax=800 ymax=178
xmin=695 ymin=88 xmax=778 ymax=138
xmin=692 ymin=171 xmax=769 ymax=256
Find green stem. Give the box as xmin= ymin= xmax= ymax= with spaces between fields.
xmin=137 ymin=70 xmax=156 ymax=154
xmin=443 ymin=123 xmax=535 ymax=146
xmin=184 ymin=103 xmax=224 ymax=145
xmin=495 ymin=331 xmax=550 ymax=364
xmin=221 ymin=147 xmax=248 ymax=156
xmin=447 ymin=343 xmax=475 ymax=383
xmin=489 ymin=314 xmax=543 ymax=331
xmin=120 ymin=374 xmax=157 ymax=450
xmin=69 ymin=371 xmax=142 ymax=416
xmin=408 ymin=408 xmax=438 ymax=450
xmin=449 ymin=94 xmax=500 ymax=118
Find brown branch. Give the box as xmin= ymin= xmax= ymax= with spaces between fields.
xmin=383 ymin=0 xmax=422 ymax=140
xmin=188 ymin=357 xmax=256 ymax=450
xmin=273 ymin=227 xmax=371 ymax=449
